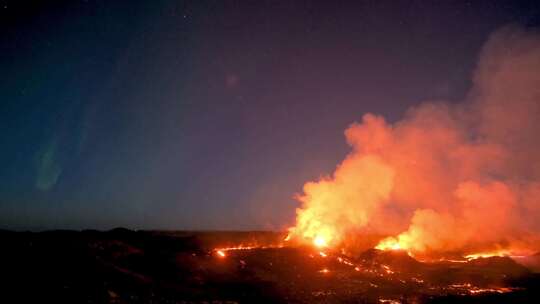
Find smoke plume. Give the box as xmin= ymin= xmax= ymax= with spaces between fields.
xmin=288 ymin=26 xmax=540 ymax=257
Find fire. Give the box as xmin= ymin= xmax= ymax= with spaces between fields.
xmin=374 ymin=237 xmax=417 ymax=258
xmin=374 ymin=238 xmax=527 ymax=261
xmin=287 ymin=154 xmax=394 ymax=249
xmin=313 ymin=236 xmax=328 ymax=248
xmin=464 ymin=249 xmax=529 ymax=260
xmin=465 ymin=250 xmax=510 ymax=260
xmin=375 ymin=237 xmax=402 ymax=251
xmin=285 ymin=27 xmax=540 ymax=259
xmin=216 ymin=250 xmax=226 ymax=258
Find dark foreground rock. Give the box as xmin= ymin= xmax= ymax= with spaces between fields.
xmin=0 ymin=229 xmax=538 ymax=303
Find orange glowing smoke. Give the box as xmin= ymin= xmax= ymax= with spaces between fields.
xmin=287 ymin=26 xmax=540 ymax=258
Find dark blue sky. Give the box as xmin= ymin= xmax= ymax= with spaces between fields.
xmin=1 ymin=0 xmax=539 ymax=230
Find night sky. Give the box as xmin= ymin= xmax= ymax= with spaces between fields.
xmin=1 ymin=0 xmax=539 ymax=230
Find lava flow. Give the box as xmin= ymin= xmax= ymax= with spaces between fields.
xmin=208 ymin=26 xmax=540 ymax=302
xmin=213 ymin=244 xmax=285 ymax=258
xmin=209 ymin=232 xmax=533 ymax=302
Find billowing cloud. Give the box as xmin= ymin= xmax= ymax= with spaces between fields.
xmin=288 ymin=26 xmax=540 ymax=257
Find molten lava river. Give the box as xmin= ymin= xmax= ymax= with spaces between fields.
xmin=208 ymin=234 xmax=540 ymax=304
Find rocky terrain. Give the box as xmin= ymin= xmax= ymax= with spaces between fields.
xmin=1 ymin=229 xmax=538 ymax=303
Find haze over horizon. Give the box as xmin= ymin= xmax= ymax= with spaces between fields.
xmin=1 ymin=0 xmax=540 ymax=231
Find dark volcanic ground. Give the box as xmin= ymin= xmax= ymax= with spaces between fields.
xmin=1 ymin=229 xmax=539 ymax=304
